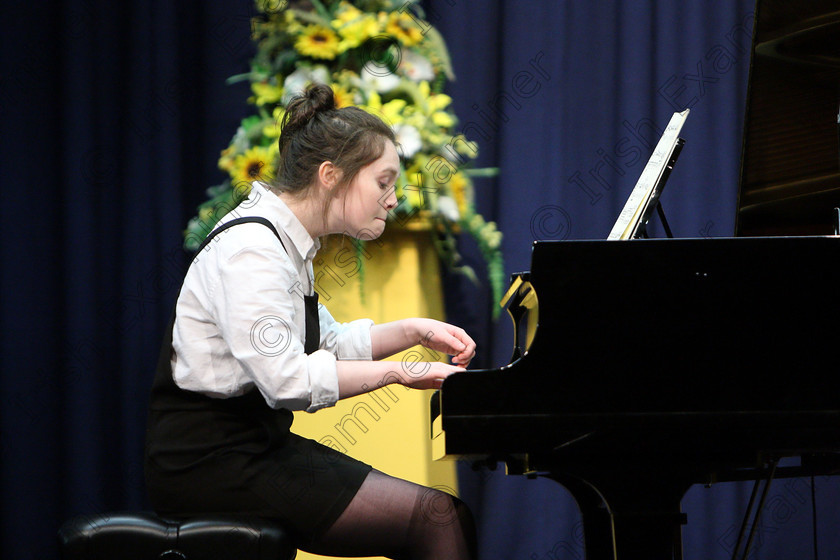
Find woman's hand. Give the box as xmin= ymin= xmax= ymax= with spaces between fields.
xmin=409 ymin=318 xmax=476 ymax=368
xmin=398 ymin=361 xmax=466 ymax=390
xmin=336 ymin=360 xmax=465 ymax=399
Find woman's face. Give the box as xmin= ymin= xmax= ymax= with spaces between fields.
xmin=338 ymin=141 xmax=400 ymax=240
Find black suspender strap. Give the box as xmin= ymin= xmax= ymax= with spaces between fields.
xmin=194 ymin=216 xmax=286 ymax=255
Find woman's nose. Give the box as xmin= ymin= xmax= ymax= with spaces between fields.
xmin=383 ymin=187 xmax=398 ymax=210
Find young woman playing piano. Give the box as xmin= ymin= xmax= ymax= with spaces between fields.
xmin=144 ymin=83 xmax=477 ymax=559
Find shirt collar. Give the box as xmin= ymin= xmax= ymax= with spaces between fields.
xmin=248 ymin=181 xmax=321 ymax=262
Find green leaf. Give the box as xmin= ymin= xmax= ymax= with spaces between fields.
xmin=226 ymin=72 xmax=258 ymax=84
xmin=308 ymin=0 xmax=335 ymax=22
xmin=464 ymin=167 xmax=500 ymax=178
xmin=290 ymin=8 xmax=331 ymax=27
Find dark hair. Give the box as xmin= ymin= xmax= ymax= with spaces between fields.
xmin=272 ymin=83 xmax=396 ymax=220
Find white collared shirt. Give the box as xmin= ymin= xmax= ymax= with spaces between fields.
xmin=171 ymin=182 xmax=373 ymax=412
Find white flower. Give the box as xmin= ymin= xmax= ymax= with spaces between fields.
xmin=282 ymin=65 xmax=330 ymax=103
xmin=231 ymin=126 xmax=249 ymax=152
xmin=436 ymin=196 xmax=460 ymax=222
xmin=393 ymin=124 xmax=422 ymax=159
xmin=360 ymin=62 xmax=401 ymax=93
xmin=398 ymin=50 xmax=435 ymax=82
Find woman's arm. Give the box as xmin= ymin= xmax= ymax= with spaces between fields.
xmin=336 ymin=318 xmax=476 ymax=401
xmin=369 ymin=318 xmax=476 ymax=365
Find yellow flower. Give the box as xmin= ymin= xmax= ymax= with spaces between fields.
xmin=230 ymin=146 xmax=276 ymax=186
xmin=331 ymin=2 xmax=363 ymax=26
xmin=331 ymin=84 xmax=355 ymax=108
xmin=283 ymin=10 xmax=303 ymax=34
xmin=332 ymin=3 xmax=380 ymax=51
xmin=294 ymin=25 xmax=340 ymax=60
xmin=363 ymin=91 xmax=407 ymax=127
xmin=384 ymin=12 xmax=424 ymax=47
xmin=218 ymin=145 xmax=237 ymax=173
xmin=407 ymin=81 xmax=455 ymax=129
xmin=448 ymin=172 xmax=471 ymax=217
xmin=401 ymin=169 xmax=426 ymax=208
xmin=250 ymin=81 xmax=283 ymax=106
xmin=416 ymin=81 xmax=449 ymax=108
xmin=431 ymin=110 xmax=454 ymax=128
xmin=263 ymin=106 xmax=285 ymax=139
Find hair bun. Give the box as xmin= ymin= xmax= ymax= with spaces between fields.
xmin=283 ymin=84 xmax=336 ymax=131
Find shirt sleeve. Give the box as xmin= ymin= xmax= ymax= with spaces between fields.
xmin=210 ymin=233 xmax=340 ymax=412
xmin=317 ymin=303 xmax=374 ymax=360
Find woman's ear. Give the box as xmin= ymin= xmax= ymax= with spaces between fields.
xmin=317 ymin=161 xmax=341 ymax=190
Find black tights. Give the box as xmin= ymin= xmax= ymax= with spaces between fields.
xmin=302 ymin=469 xmax=478 ymax=559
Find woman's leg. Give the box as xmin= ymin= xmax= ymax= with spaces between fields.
xmin=302 ymin=469 xmax=477 ymax=560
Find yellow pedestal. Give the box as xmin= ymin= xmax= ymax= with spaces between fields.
xmin=292 ymin=225 xmax=457 ymax=560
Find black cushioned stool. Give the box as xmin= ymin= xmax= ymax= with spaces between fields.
xmin=58 ymin=512 xmax=296 ymax=560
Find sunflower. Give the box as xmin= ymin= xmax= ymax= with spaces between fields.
xmin=384 ymin=12 xmax=424 ymax=47
xmin=230 ymin=146 xmax=276 ymax=186
xmin=294 ymin=25 xmax=341 ymax=60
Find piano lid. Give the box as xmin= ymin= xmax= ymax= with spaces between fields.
xmin=735 ymin=1 xmax=840 ymax=236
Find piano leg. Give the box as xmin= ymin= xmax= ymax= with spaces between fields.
xmin=546 ymin=469 xmax=692 ymax=560
xmin=548 ymin=474 xmax=617 ymax=559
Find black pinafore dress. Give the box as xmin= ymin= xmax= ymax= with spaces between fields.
xmin=144 ymin=217 xmax=372 ymax=544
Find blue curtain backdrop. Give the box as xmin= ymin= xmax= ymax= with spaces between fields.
xmin=0 ymin=1 xmax=257 ymax=558
xmin=2 ymin=1 xmax=838 ymax=559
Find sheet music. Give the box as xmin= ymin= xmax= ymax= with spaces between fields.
xmin=608 ymin=109 xmax=690 ymax=240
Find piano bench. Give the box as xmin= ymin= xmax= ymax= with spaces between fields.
xmin=57 ymin=512 xmax=297 ymax=560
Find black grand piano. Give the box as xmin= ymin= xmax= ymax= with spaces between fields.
xmin=431 ymin=2 xmax=840 ymax=559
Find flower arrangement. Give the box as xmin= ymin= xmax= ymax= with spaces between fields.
xmin=185 ymin=0 xmax=504 ymax=310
